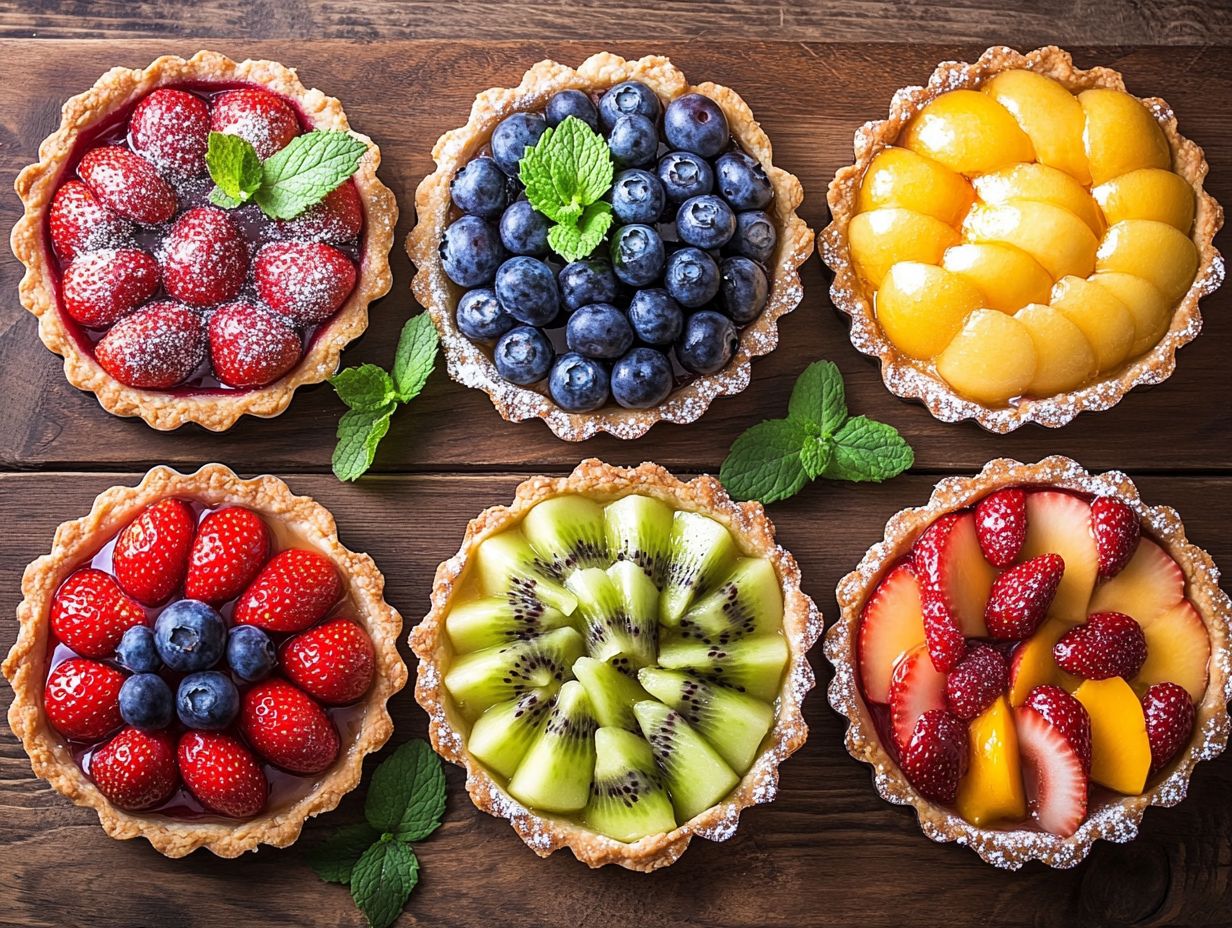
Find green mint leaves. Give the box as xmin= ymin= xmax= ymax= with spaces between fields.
xmin=519 ymin=116 xmax=615 ymax=262
xmin=309 ymin=740 xmax=446 ymax=928
xmin=720 ymin=361 xmax=914 ymax=504
xmin=330 ymin=313 xmax=439 ymax=482
xmin=205 ymin=129 xmax=367 ymax=220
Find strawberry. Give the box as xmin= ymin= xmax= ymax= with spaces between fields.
xmin=253 ymin=241 xmax=357 ymax=325
xmin=89 ymin=727 xmax=179 ymax=810
xmin=78 ymin=145 xmax=177 ymax=225
xmin=50 ymin=567 xmax=148 ymax=658
xmin=112 ymin=497 xmax=197 ymax=606
xmin=984 ymin=553 xmax=1065 ymax=640
xmin=49 ymin=179 xmax=133 ymax=262
xmin=1053 ymin=611 xmax=1148 ymax=680
xmin=919 ymin=589 xmax=966 ymax=672
xmin=232 ymin=548 xmax=342 ymax=633
xmin=975 ymin=488 xmax=1027 ymax=568
xmin=888 ymin=643 xmax=947 ymax=753
xmin=900 ymin=708 xmax=968 ymax=803
xmin=912 ymin=510 xmax=998 ymax=668
xmin=184 ymin=506 xmax=270 ymax=604
xmin=282 ymin=618 xmax=375 ymax=705
xmin=61 ymin=247 xmax=160 ymax=328
xmin=207 ymin=300 xmax=303 ymax=388
xmin=1142 ymin=682 xmax=1196 ymax=774
xmin=943 ymin=643 xmax=1007 ymax=721
xmin=857 ymin=561 xmax=925 ymax=705
xmin=239 ymin=678 xmax=340 ymax=774
xmin=276 ymin=182 xmax=364 ymax=243
xmin=1023 ymin=684 xmax=1092 ymax=773
xmin=210 ymin=88 xmax=300 ymax=159
xmin=44 ymin=657 xmax=125 ymax=741
xmin=178 ymin=730 xmax=268 ymax=818
xmin=129 ymin=87 xmax=210 ymax=177
xmin=1015 ymin=702 xmax=1088 ymax=837
xmin=1091 ymin=496 xmax=1141 ymax=580
xmin=161 ymin=207 xmax=249 ymax=308
xmin=95 ymin=300 xmax=206 ymax=389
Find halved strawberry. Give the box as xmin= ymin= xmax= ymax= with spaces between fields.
xmin=184 ymin=506 xmax=270 ymax=604
xmin=276 ymin=182 xmax=363 ymax=243
xmin=944 ymin=644 xmax=1008 ymax=720
xmin=44 ymin=657 xmax=125 ymax=741
xmin=1015 ymin=702 xmax=1089 ymax=837
xmin=253 ymin=241 xmax=357 ymax=326
xmin=1091 ymin=496 xmax=1141 ymax=580
xmin=210 ymin=88 xmax=300 ymax=159
xmin=920 ymin=589 xmax=966 ymax=672
xmin=112 ymin=497 xmax=197 ymax=606
xmin=161 ymin=207 xmax=249 ymax=308
xmin=975 ymin=488 xmax=1027 ymax=568
xmin=239 ymin=678 xmax=340 ymax=774
xmin=984 ymin=553 xmax=1065 ymax=640
xmin=857 ymin=562 xmax=925 ymax=704
xmin=50 ymin=567 xmax=148 ymax=658
xmin=89 ymin=727 xmax=179 ymax=810
xmin=888 ymin=642 xmax=947 ymax=753
xmin=1054 ymin=611 xmax=1148 ymax=680
xmin=912 ymin=510 xmax=997 ymax=649
xmin=1142 ymin=682 xmax=1196 ymax=774
xmin=1023 ymin=684 xmax=1091 ymax=773
xmin=94 ymin=300 xmax=206 ymax=389
xmin=78 ymin=145 xmax=177 ymax=225
xmin=129 ymin=87 xmax=210 ymax=177
xmin=178 ymin=731 xmax=268 ymax=818
xmin=900 ymin=708 xmax=968 ymax=803
xmin=232 ymin=548 xmax=342 ymax=633
xmin=282 ymin=618 xmax=375 ymax=705
xmin=207 ymin=300 xmax=303 ymax=389
xmin=61 ymin=247 xmax=160 ymax=327
xmin=49 ymin=179 xmax=133 ymax=262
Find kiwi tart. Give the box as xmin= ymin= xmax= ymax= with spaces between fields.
xmin=411 ymin=459 xmax=821 ymax=871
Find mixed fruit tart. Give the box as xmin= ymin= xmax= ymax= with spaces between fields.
xmin=825 ymin=456 xmax=1231 ymax=869
xmin=11 ymin=51 xmax=397 ymax=431
xmin=821 ymin=46 xmax=1224 ymax=431
xmin=408 ymin=53 xmax=813 ymax=441
xmin=411 ymin=459 xmax=821 ymax=870
xmin=3 ymin=465 xmax=406 ymax=857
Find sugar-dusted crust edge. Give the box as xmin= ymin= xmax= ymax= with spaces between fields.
xmin=406 ymin=53 xmax=814 ymax=442
xmin=2 ymin=464 xmax=408 ymax=858
xmin=410 ymin=458 xmax=823 ymax=870
xmin=824 ymin=455 xmax=1232 ymax=869
xmin=10 ymin=50 xmax=398 ymax=432
xmin=819 ymin=45 xmax=1226 ymax=433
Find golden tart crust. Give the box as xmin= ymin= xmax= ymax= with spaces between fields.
xmin=3 ymin=464 xmax=408 ymax=858
xmin=825 ymin=455 xmax=1232 ymax=869
xmin=407 ymin=54 xmax=814 ymax=442
xmin=11 ymin=50 xmax=398 ymax=432
xmin=820 ymin=46 xmax=1225 ymax=432
xmin=411 ymin=458 xmax=822 ymax=871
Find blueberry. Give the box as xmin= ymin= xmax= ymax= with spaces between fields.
xmin=715 ymin=151 xmax=773 ymax=211
xmin=226 ymin=625 xmax=278 ymax=683
xmin=456 ymin=287 xmax=515 ymax=342
xmin=611 ymin=347 xmax=674 ymax=409
xmin=718 ymin=256 xmax=769 ymax=324
xmin=490 ymin=112 xmax=547 ymax=175
xmin=441 ymin=215 xmax=506 ymax=287
xmin=176 ymin=671 xmax=240 ymax=731
xmin=664 ymin=93 xmax=730 ymax=159
xmin=116 ymin=625 xmax=160 ymax=673
xmin=664 ymin=247 xmax=721 ymax=308
xmin=676 ymin=195 xmax=736 ymax=250
xmin=610 ymin=169 xmax=666 ymax=225
xmin=598 ymin=81 xmax=661 ymax=131
xmin=495 ymin=256 xmax=560 ymax=326
xmin=627 ymin=288 xmax=684 ymax=346
xmin=494 ymin=326 xmax=554 ymax=385
xmin=559 ymin=259 xmax=620 ymax=311
xmin=154 ymin=600 xmax=226 ymax=672
xmin=608 ymin=114 xmax=659 ymax=168
xmin=676 ymin=310 xmax=738 ymax=375
xmin=610 ymin=224 xmax=665 ymax=287
xmin=548 ymin=352 xmax=610 ymax=411
xmin=726 ymin=210 xmax=778 ymax=264
xmin=657 ymin=151 xmax=714 ymax=202
xmin=499 ymin=200 xmax=550 ymax=256
xmin=566 ymin=303 xmax=634 ymax=360
xmin=118 ymin=673 xmax=173 ymax=730
xmin=545 ymin=90 xmax=600 ymax=131
xmin=450 ymin=156 xmax=510 ymax=219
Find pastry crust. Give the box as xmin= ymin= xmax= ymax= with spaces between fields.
xmin=11 ymin=50 xmax=398 ymax=432
xmin=825 ymin=455 xmax=1232 ymax=869
xmin=3 ymin=464 xmax=408 ymax=858
xmin=407 ymin=54 xmax=813 ymax=441
xmin=819 ymin=46 xmax=1225 ymax=432
xmin=411 ymin=458 xmax=822 ymax=870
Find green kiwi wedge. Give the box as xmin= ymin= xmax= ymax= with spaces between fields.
xmin=660 ymin=511 xmax=738 ymax=626
xmin=583 ymin=727 xmax=677 ymax=842
xmin=604 ymin=494 xmax=674 ymax=586
xmin=656 ymin=635 xmax=789 ymax=702
xmin=474 ymin=530 xmax=578 ymax=615
xmin=444 ymin=626 xmax=585 ymax=718
xmin=507 ymin=680 xmax=598 ymax=813
xmin=573 ymin=655 xmax=649 ymax=730
xmin=445 ymin=596 xmax=572 ymax=652
xmin=467 ymin=687 xmax=555 ymax=779
xmin=634 ymin=700 xmax=739 ymax=822
xmin=522 ymin=496 xmax=609 ymax=575
xmin=565 ymin=567 xmax=656 ymax=668
xmin=678 ymin=557 xmax=783 ymax=643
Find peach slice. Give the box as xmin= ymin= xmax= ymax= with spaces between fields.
xmin=942 ymin=243 xmax=1052 ymax=313
xmin=1137 ymin=599 xmax=1211 ymax=702
xmin=1093 ymin=168 xmax=1196 ymax=233
xmin=875 ymin=262 xmax=984 ymax=360
xmin=935 ymin=308 xmax=1037 ymax=406
xmin=848 ymin=208 xmax=959 ymax=289
xmin=1089 ymin=538 xmax=1185 ymax=627
xmin=1088 ymin=272 xmax=1172 ymax=358
xmin=1049 ymin=275 xmax=1135 ymax=373
xmin=858 ymin=146 xmax=975 ymax=227
xmin=973 ymin=163 xmax=1104 ymax=236
xmin=1014 ymin=303 xmax=1097 ymax=396
xmin=964 ymin=200 xmax=1098 ymax=281
xmin=1020 ymin=491 xmax=1098 ymax=624
xmin=1008 ymin=617 xmax=1083 ymax=706
xmin=901 ymin=89 xmax=1035 ymax=176
xmin=956 ymin=695 xmax=1027 ymax=827
xmin=1078 ymin=88 xmax=1171 ymax=186
xmin=1074 ymin=676 xmax=1152 ymax=795
xmin=858 ymin=563 xmax=926 ymax=705
xmin=983 ymin=68 xmax=1091 ymax=184
xmin=1096 ymin=219 xmax=1200 ymax=303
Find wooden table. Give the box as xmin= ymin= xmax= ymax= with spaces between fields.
xmin=1 ymin=23 xmax=1230 ymax=928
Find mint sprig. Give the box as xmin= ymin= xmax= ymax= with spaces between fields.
xmin=720 ymin=361 xmax=914 ymax=503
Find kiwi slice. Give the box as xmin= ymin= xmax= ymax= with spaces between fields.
xmin=660 ymin=511 xmax=738 ymax=626
xmin=656 ymin=635 xmax=789 ymax=702
xmin=678 ymin=557 xmax=783 ymax=643
xmin=445 ymin=596 xmax=572 ymax=652
xmin=573 ymin=655 xmax=649 ymax=730
xmin=474 ymin=530 xmax=578 ymax=616
xmin=583 ymin=727 xmax=677 ymax=842
xmin=467 ymin=687 xmax=555 ymax=779
xmin=507 ymin=680 xmax=598 ymax=813
xmin=605 ymin=494 xmax=674 ymax=586
xmin=522 ymin=496 xmax=610 ymax=575
xmin=444 ymin=626 xmax=585 ymax=717
xmin=638 ymin=668 xmax=773 ymax=774
xmin=607 ymin=559 xmax=659 ymax=657
xmin=565 ymin=567 xmax=656 ymax=669
xmin=634 ymin=700 xmax=739 ymax=822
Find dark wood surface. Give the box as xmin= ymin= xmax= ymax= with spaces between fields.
xmin=0 ymin=28 xmax=1230 ymax=928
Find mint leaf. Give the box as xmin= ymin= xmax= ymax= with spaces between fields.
xmin=719 ymin=418 xmax=809 ymax=504
xmin=332 ymin=404 xmax=395 ymax=482
xmin=788 ymin=360 xmax=847 ymax=437
xmin=256 ymin=130 xmax=367 ymax=220
xmin=824 ymin=416 xmax=915 ymax=483
xmin=332 ymin=364 xmax=396 ymax=411
xmin=391 ymin=313 xmax=439 ymax=402
xmin=350 ymin=837 xmax=419 ymax=928
xmin=547 ymin=201 xmax=614 ymax=262
xmin=800 ymin=435 xmax=834 ymax=480
xmin=209 ymin=187 xmax=242 ymax=209
xmin=206 ymin=132 xmax=262 ymax=204
xmin=308 ymin=822 xmax=380 ymax=884
xmin=365 ymin=740 xmax=447 ymax=841
xmin=519 ymin=116 xmax=613 ymax=224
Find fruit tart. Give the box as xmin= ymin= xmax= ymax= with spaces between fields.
xmin=408 ymin=54 xmax=812 ymax=440
xmin=12 ymin=50 xmax=397 ymax=431
xmin=4 ymin=464 xmax=407 ymax=857
xmin=411 ymin=459 xmax=820 ymax=870
xmin=820 ymin=46 xmax=1224 ymax=431
xmin=826 ymin=456 xmax=1231 ymax=868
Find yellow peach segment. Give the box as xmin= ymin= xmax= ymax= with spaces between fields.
xmin=984 ymin=69 xmax=1091 ymax=184
xmin=942 ymin=243 xmax=1052 ymax=313
xmin=956 ymin=696 xmax=1027 ymax=827
xmin=1008 ymin=617 xmax=1083 ymax=706
xmin=875 ymin=262 xmax=985 ymax=360
xmin=901 ymin=89 xmax=1035 ymax=176
xmin=964 ymin=200 xmax=1098 ymax=281
xmin=1078 ymin=88 xmax=1171 ymax=185
xmin=1049 ymin=275 xmax=1135 ymax=372
xmin=1074 ymin=677 xmax=1152 ymax=795
xmin=1137 ymin=600 xmax=1211 ymax=702
xmin=973 ymin=163 xmax=1104 ymax=236
xmin=1093 ymin=168 xmax=1196 ymax=233
xmin=935 ymin=308 xmax=1037 ymax=405
xmin=1096 ymin=219 xmax=1200 ymax=303
xmin=1014 ymin=303 xmax=1097 ymax=396
xmin=848 ymin=208 xmax=959 ymax=289
xmin=858 ymin=146 xmax=975 ymax=227
xmin=1088 ymin=272 xmax=1172 ymax=357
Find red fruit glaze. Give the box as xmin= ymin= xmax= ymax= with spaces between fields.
xmin=61 ymin=247 xmax=160 ymax=327
xmin=129 ymin=88 xmax=210 ymax=177
xmin=975 ymin=488 xmax=1027 ymax=568
xmin=210 ymin=88 xmax=300 ymax=159
xmin=282 ymin=618 xmax=376 ymax=705
xmin=943 ymin=644 xmax=1008 ymax=721
xmin=1091 ymin=496 xmax=1141 ymax=580
xmin=276 ymin=182 xmax=364 ymax=243
xmin=44 ymin=657 xmax=125 ymax=741
xmin=207 ymin=301 xmax=303 ymax=388
xmin=161 ymin=207 xmax=249 ymax=307
xmin=49 ymin=179 xmax=133 ymax=262
xmin=233 ymin=548 xmax=342 ymax=633
xmin=94 ymin=301 xmax=206 ymax=389
xmin=90 ymin=727 xmax=179 ymax=810
xmin=984 ymin=553 xmax=1065 ymax=640
xmin=1142 ymin=682 xmax=1196 ymax=774
xmin=1053 ymin=611 xmax=1148 ymax=680
xmin=184 ymin=506 xmax=270 ymax=604
xmin=900 ymin=708 xmax=968 ymax=803
xmin=112 ymin=497 xmax=197 ymax=606
xmin=239 ymin=679 xmax=340 ymax=774
xmin=177 ymin=730 xmax=268 ymax=818
xmin=78 ymin=145 xmax=177 ymax=224
xmin=1023 ymin=684 xmax=1092 ymax=774
xmin=50 ymin=567 xmax=148 ymax=658
xmin=254 ymin=241 xmax=357 ymax=325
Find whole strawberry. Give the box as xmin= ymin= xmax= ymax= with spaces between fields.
xmin=1142 ymin=682 xmax=1196 ymax=774
xmin=49 ymin=179 xmax=133 ymax=262
xmin=276 ymin=183 xmax=363 ymax=243
xmin=1054 ymin=611 xmax=1148 ymax=680
xmin=178 ymin=730 xmax=268 ymax=818
xmin=944 ymin=644 xmax=1008 ymax=720
xmin=90 ymin=727 xmax=179 ymax=810
xmin=129 ymin=88 xmax=210 ymax=177
xmin=975 ymin=488 xmax=1027 ymax=568
xmin=161 ymin=207 xmax=248 ymax=307
xmin=207 ymin=301 xmax=303 ymax=389
xmin=900 ymin=708 xmax=968 ymax=803
xmin=984 ymin=553 xmax=1065 ymax=640
xmin=184 ymin=506 xmax=270 ymax=604
xmin=232 ymin=548 xmax=342 ymax=633
xmin=1091 ymin=496 xmax=1141 ymax=580
xmin=95 ymin=301 xmax=206 ymax=389
xmin=112 ymin=497 xmax=198 ymax=606
xmin=51 ymin=567 xmax=148 ymax=658
xmin=77 ymin=145 xmax=177 ymax=224
xmin=239 ymin=679 xmax=340 ymax=774
xmin=44 ymin=657 xmax=125 ymax=741
xmin=254 ymin=241 xmax=357 ymax=325
xmin=1023 ymin=684 xmax=1092 ymax=773
xmin=61 ymin=247 xmax=160 ymax=327
xmin=210 ymin=88 xmax=300 ymax=159
xmin=282 ymin=618 xmax=375 ymax=705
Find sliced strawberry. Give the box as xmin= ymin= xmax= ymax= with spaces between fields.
xmin=857 ymin=562 xmax=925 ymax=704
xmin=184 ymin=506 xmax=270 ymax=604
xmin=50 ymin=567 xmax=148 ymax=658
xmin=210 ymin=88 xmax=300 ymax=159
xmin=1014 ymin=702 xmax=1088 ymax=837
xmin=888 ymin=643 xmax=947 ymax=753
xmin=49 ymin=179 xmax=133 ymax=262
xmin=239 ymin=678 xmax=340 ymax=774
xmin=984 ymin=553 xmax=1065 ymax=640
xmin=975 ymin=488 xmax=1027 ymax=568
xmin=1091 ymin=496 xmax=1141 ymax=580
xmin=912 ymin=510 xmax=997 ymax=649
xmin=276 ymin=182 xmax=363 ymax=243
xmin=282 ymin=618 xmax=375 ymax=705
xmin=61 ymin=247 xmax=160 ymax=327
xmin=253 ymin=241 xmax=357 ymax=325
xmin=178 ymin=730 xmax=268 ymax=818
xmin=94 ymin=300 xmax=206 ymax=389
xmin=232 ymin=548 xmax=342 ymax=633
xmin=1142 ymin=682 xmax=1196 ymax=774
xmin=1054 ymin=611 xmax=1148 ymax=680
xmin=920 ymin=589 xmax=966 ymax=672
xmin=129 ymin=87 xmax=210 ymax=177
xmin=1023 ymin=684 xmax=1092 ymax=773
xmin=112 ymin=497 xmax=197 ymax=606
xmin=44 ymin=657 xmax=125 ymax=741
xmin=78 ymin=145 xmax=177 ymax=225
xmin=1089 ymin=537 xmax=1184 ymax=625
xmin=900 ymin=708 xmax=968 ymax=803
xmin=944 ymin=643 xmax=1008 ymax=721
xmin=207 ymin=300 xmax=303 ymax=388
xmin=89 ymin=727 xmax=179 ymax=810
xmin=161 ymin=207 xmax=249 ymax=307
